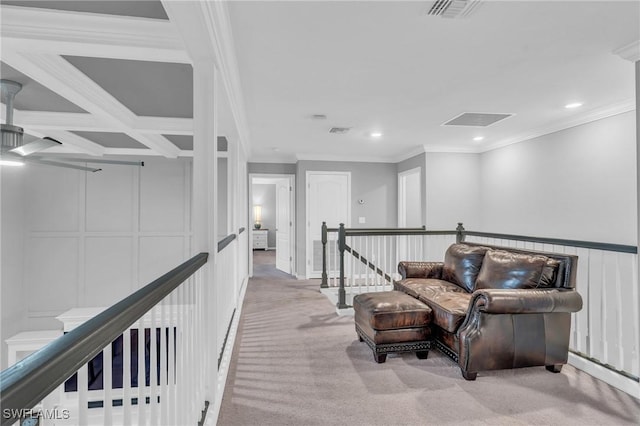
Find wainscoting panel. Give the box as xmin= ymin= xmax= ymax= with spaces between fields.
xmin=85 ymin=166 xmax=135 ymax=232
xmin=139 ymin=160 xmax=187 ymax=233
xmin=138 ymin=236 xmax=186 ymax=288
xmin=26 ymin=236 xmax=79 ymax=315
xmin=26 ymin=165 xmax=81 ymax=232
xmin=84 ymin=237 xmax=134 ymax=306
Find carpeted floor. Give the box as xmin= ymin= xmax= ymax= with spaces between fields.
xmin=218 ymin=251 xmax=640 ymax=425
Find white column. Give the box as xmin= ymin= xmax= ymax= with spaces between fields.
xmin=635 ymin=59 xmax=640 ymax=392
xmin=192 ymin=59 xmax=218 ymax=402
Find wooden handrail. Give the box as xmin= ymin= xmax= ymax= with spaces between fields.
xmin=0 ymin=253 xmax=208 ymax=426
xmin=218 ymin=233 xmax=237 ymax=252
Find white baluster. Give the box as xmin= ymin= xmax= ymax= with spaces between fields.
xmin=77 ymin=364 xmax=88 ymax=425
xmin=103 ymin=344 xmax=113 ymax=426
xmin=137 ymin=319 xmax=147 ymax=426
xmin=149 ymin=308 xmax=158 ymax=424
xmin=168 ymin=294 xmax=176 ymax=426
xmin=122 ymin=329 xmax=132 ymax=424
xmin=160 ymin=304 xmax=168 ymax=424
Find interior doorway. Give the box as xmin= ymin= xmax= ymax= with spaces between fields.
xmin=249 ymin=174 xmax=295 ymax=277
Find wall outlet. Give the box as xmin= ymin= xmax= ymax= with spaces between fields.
xmin=358 ymin=216 xmax=366 ymax=224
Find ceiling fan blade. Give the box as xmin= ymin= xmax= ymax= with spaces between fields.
xmin=10 ymin=137 xmax=62 ymax=156
xmin=41 ymin=157 xmax=145 ymax=167
xmin=25 ymin=158 xmax=101 ymax=173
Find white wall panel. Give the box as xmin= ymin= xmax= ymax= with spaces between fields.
xmin=84 ymin=237 xmax=134 ymax=306
xmin=86 ymin=166 xmax=135 ymax=232
xmin=26 ymin=165 xmax=80 ymax=232
xmin=26 ymin=237 xmax=78 ymax=314
xmin=139 ymin=236 xmax=186 ymax=287
xmin=140 ymin=160 xmax=186 ymax=232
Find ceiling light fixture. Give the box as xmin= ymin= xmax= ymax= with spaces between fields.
xmin=370 ymin=132 xmax=383 ymax=138
xmin=565 ymin=102 xmax=583 ymax=109
xmin=473 ymin=136 xmax=484 ymax=141
xmin=0 ymin=159 xmax=25 ymax=167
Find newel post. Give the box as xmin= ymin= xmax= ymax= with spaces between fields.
xmin=320 ymin=222 xmax=328 ymax=288
xmin=456 ymin=222 xmax=465 ymax=243
xmin=337 ymin=223 xmax=349 ymax=309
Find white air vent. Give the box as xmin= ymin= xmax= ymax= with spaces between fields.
xmin=427 ymin=0 xmax=483 ymax=19
xmin=443 ymin=112 xmax=513 ymax=127
xmin=329 ymin=127 xmax=350 ymax=134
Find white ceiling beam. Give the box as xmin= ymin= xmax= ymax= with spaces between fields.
xmin=2 ymin=51 xmax=180 ymax=158
xmin=13 ymin=110 xmax=193 ymax=135
xmin=162 ymin=0 xmax=251 ymax=158
xmin=37 ymin=130 xmax=106 ymax=156
xmin=0 ymin=5 xmax=189 ymax=64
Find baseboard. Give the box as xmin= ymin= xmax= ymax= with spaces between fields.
xmin=208 ymin=274 xmax=249 ymax=425
xmin=568 ymin=352 xmax=640 ymax=398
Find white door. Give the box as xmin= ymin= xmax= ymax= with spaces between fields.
xmin=306 ymin=171 xmax=351 ymax=278
xmin=275 ymin=179 xmax=292 ymax=274
xmin=398 ymin=167 xmax=422 ymax=227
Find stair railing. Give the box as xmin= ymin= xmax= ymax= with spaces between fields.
xmin=320 ymin=221 xmax=639 ymax=395
xmin=0 ymin=253 xmax=209 ymax=426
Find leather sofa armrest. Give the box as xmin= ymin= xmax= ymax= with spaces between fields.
xmin=469 ymin=288 xmax=583 ymax=314
xmin=398 ymin=261 xmax=443 ymax=280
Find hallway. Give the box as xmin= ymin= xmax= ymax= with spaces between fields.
xmin=217 ymin=258 xmax=640 ymax=425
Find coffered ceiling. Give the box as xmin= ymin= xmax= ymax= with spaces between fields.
xmin=1 ymin=1 xmax=639 ymax=163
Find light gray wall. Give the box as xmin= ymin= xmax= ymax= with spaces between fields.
xmin=425 ymin=152 xmax=481 ymax=230
xmin=252 ymin=183 xmax=276 ymax=247
xmin=295 ymin=160 xmax=397 ymax=275
xmin=480 ymin=111 xmax=637 ymax=245
xmin=1 ymin=167 xmax=26 ymax=369
xmin=248 ymin=162 xmax=296 ymax=174
xmin=397 ymin=153 xmax=426 ymax=226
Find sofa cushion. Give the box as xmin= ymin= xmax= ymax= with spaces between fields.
xmin=475 ymin=250 xmax=559 ymax=290
xmin=395 ymin=278 xmax=466 ymax=299
xmin=416 ymin=291 xmax=471 ymax=333
xmin=442 ymin=244 xmax=491 ymax=293
xmin=395 ymin=278 xmax=471 ymax=333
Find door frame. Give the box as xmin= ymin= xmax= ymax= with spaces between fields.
xmin=305 ymin=170 xmax=351 ymax=279
xmin=248 ymin=173 xmax=296 ymax=277
xmin=398 ymin=166 xmax=422 ymax=227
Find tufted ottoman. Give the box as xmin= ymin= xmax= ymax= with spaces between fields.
xmin=353 ymin=291 xmax=433 ymax=363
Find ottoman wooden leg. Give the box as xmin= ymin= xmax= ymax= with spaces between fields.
xmin=374 ymin=353 xmax=387 ymax=363
xmin=545 ymin=364 xmax=563 ymax=373
xmin=416 ymin=350 xmax=429 ymax=360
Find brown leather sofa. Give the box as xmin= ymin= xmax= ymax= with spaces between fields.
xmin=394 ymin=243 xmax=583 ymax=380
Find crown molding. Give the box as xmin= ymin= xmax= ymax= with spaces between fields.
xmin=162 ymin=0 xmax=252 ymax=159
xmin=389 ymin=145 xmax=427 ymax=163
xmin=481 ymin=98 xmax=635 ymax=153
xmin=614 ymin=40 xmax=640 ymax=63
xmin=0 ymin=5 xmax=188 ymax=63
xmin=295 ymin=153 xmax=399 ymax=164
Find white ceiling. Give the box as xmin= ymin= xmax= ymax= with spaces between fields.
xmin=229 ymin=0 xmax=639 ymax=162
xmin=0 ymin=1 xmax=638 ymax=164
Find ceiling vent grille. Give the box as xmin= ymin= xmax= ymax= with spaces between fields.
xmin=443 ymin=112 xmax=513 ymax=127
xmin=427 ymin=0 xmax=483 ymax=19
xmin=329 ymin=127 xmax=350 ymax=134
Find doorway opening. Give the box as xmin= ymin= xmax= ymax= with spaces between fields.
xmin=249 ymin=174 xmax=295 ymax=278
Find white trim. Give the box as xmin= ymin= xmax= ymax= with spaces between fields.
xmin=0 ymin=5 xmax=189 ymax=63
xmin=305 ymin=170 xmax=351 ymax=279
xmin=613 ymin=40 xmax=640 ymax=63
xmin=482 ymin=99 xmax=636 ymax=153
xmin=248 ymin=173 xmax=297 ymax=278
xmin=568 ymin=353 xmax=640 ymax=399
xmin=398 ymin=167 xmax=422 ymax=228
xmin=210 ymin=275 xmax=249 ymax=425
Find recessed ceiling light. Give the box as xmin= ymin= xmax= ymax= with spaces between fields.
xmin=473 ymin=136 xmax=484 ymax=142
xmin=370 ymin=132 xmax=383 ymax=138
xmin=565 ymin=102 xmax=583 ymax=109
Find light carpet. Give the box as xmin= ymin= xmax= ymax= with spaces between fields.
xmin=218 ymin=251 xmax=640 ymax=425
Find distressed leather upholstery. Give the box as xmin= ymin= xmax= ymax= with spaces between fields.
xmin=394 ymin=242 xmax=582 ymax=380
xmin=353 ymin=291 xmax=433 ymax=363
